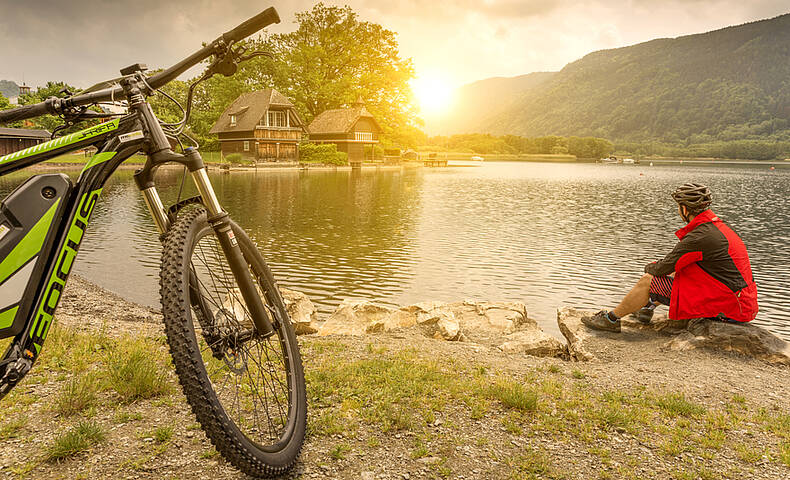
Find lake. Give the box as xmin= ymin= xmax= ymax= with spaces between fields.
xmin=1 ymin=161 xmax=788 ymax=340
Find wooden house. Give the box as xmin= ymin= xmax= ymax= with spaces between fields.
xmin=307 ymin=98 xmax=382 ymax=165
xmin=210 ymin=89 xmax=304 ymax=162
xmin=0 ymin=128 xmax=51 ymax=156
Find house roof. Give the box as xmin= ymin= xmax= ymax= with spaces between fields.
xmin=0 ymin=127 xmax=51 ymax=139
xmin=209 ymin=89 xmax=303 ymax=134
xmin=307 ymin=105 xmax=382 ymax=135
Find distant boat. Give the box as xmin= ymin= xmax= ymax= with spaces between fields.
xmin=622 ymin=158 xmax=635 ymax=164
xmin=470 ymin=155 xmax=484 ymax=162
xmin=600 ymin=156 xmax=618 ymax=164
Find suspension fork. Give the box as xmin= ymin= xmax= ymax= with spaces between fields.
xmin=136 ymin=150 xmax=274 ymax=337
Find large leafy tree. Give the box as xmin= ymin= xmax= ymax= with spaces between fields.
xmin=153 ymin=3 xmax=422 ymax=149
xmin=264 ymin=4 xmax=416 ymax=126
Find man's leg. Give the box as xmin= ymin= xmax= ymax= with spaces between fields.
xmin=582 ymin=273 xmax=661 ymax=332
xmin=612 ymin=273 xmax=653 ymax=318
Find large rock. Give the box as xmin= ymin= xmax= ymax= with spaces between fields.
xmin=667 ymin=318 xmax=790 ymax=366
xmin=447 ymin=301 xmax=528 ymax=336
xmin=557 ymin=307 xmax=595 ymax=361
xmin=280 ymin=288 xmax=318 ymax=335
xmin=317 ymin=300 xmax=394 ymax=336
xmin=499 ymin=329 xmax=566 ymax=357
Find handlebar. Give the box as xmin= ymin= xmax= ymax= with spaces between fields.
xmin=0 ymin=6 xmax=280 ymax=125
xmin=0 ymin=101 xmax=52 ymax=124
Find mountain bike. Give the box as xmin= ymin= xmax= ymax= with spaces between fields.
xmin=0 ymin=7 xmax=306 ymax=477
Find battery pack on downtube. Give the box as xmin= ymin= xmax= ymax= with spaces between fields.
xmin=0 ymin=175 xmax=73 ymax=339
xmin=26 ymin=188 xmax=103 ymax=353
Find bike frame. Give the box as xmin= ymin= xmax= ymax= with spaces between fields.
xmin=0 ymin=101 xmax=273 ymax=397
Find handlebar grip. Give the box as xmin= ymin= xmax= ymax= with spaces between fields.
xmin=222 ymin=7 xmax=280 ymax=43
xmin=0 ymin=101 xmax=53 ymax=124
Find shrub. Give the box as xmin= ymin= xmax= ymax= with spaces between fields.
xmin=225 ymin=153 xmax=243 ymax=164
xmin=299 ymin=143 xmax=348 ymax=165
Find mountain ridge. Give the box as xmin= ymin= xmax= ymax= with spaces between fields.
xmin=435 ymin=13 xmax=790 ymax=144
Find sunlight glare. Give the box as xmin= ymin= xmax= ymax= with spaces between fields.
xmin=412 ymin=73 xmax=455 ymax=115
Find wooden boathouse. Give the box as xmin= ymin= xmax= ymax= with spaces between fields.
xmin=210 ymin=89 xmax=304 ymax=162
xmin=0 ymin=128 xmax=51 ymax=156
xmin=307 ymin=97 xmax=382 ymax=167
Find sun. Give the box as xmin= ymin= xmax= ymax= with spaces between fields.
xmin=411 ymin=73 xmax=455 ymax=115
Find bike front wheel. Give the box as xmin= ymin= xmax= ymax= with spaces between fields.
xmin=159 ymin=207 xmax=306 ymax=477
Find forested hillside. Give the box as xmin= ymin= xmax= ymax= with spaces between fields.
xmin=474 ymin=14 xmax=790 ymax=150
xmin=0 ymin=80 xmax=18 ymax=99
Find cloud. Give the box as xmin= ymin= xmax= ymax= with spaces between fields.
xmin=0 ymin=0 xmax=787 ymax=90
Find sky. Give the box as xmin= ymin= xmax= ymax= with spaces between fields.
xmin=0 ymin=0 xmax=788 ymax=92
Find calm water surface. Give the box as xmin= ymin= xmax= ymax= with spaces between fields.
xmin=2 ymin=162 xmax=788 ymax=339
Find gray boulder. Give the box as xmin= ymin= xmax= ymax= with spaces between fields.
xmin=667 ymin=318 xmax=790 ymax=366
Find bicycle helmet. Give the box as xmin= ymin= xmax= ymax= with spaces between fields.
xmin=671 ymin=183 xmax=712 ymax=214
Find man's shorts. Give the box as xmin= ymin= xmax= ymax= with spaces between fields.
xmin=648 ymin=275 xmax=673 ymax=306
xmin=648 ymin=274 xmax=740 ymax=324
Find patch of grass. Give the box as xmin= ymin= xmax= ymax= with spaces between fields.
xmin=502 ymin=414 xmax=523 ymax=435
xmin=200 ymin=448 xmax=219 ymax=459
xmin=734 ymin=444 xmax=761 ymax=464
xmin=659 ymin=428 xmax=691 ymax=457
xmin=488 ymin=379 xmax=538 ymax=412
xmin=779 ymin=442 xmax=790 ymax=466
xmin=113 ymin=411 xmax=143 ymax=424
xmin=699 ymin=427 xmax=726 ymax=450
xmin=51 ymin=373 xmax=98 ymax=417
xmin=105 ymin=339 xmax=171 ymax=402
xmin=46 ymin=420 xmax=105 ymax=461
xmin=411 ymin=445 xmax=430 ymax=459
xmin=508 ymin=447 xmax=556 ymax=479
xmin=547 ymin=364 xmax=561 ymax=374
xmin=654 ymin=393 xmax=705 ymax=418
xmin=37 ymin=323 xmax=111 ymax=373
xmin=153 ymin=426 xmax=174 ymax=444
xmin=595 ymin=404 xmax=636 ymax=432
xmin=309 ymin=409 xmax=347 ymax=437
xmin=0 ymin=415 xmax=27 ymax=440
xmin=329 ymin=443 xmax=351 ymax=460
xmin=571 ymin=369 xmax=586 ymax=379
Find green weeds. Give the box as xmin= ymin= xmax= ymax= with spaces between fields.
xmin=46 ymin=420 xmax=105 ymax=461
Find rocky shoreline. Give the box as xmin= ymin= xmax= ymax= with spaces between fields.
xmin=283 ymin=291 xmax=790 ymax=367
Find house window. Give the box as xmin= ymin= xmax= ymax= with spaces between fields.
xmin=243 ymin=141 xmax=250 ymax=152
xmin=267 ymin=110 xmax=286 ymax=127
xmin=230 ymin=115 xmax=237 ymax=127
xmin=354 ymin=132 xmax=373 ymax=142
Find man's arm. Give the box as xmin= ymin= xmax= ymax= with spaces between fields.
xmin=645 ymin=232 xmax=704 ymax=276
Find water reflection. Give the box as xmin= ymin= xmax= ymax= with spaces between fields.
xmin=0 ymin=162 xmax=787 ymax=340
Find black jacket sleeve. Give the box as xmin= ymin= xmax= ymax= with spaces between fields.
xmin=645 ymin=229 xmax=705 ymax=276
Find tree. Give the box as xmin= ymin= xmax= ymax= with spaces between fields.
xmin=244 ymin=3 xmax=417 ymax=146
xmin=152 ymin=4 xmax=420 ymax=149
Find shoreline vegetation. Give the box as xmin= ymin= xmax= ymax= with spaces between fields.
xmin=33 ymin=152 xmax=789 ymax=173
xmin=1 ymin=276 xmax=788 ymax=479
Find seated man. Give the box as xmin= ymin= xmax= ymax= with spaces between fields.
xmin=582 ymin=183 xmax=758 ymax=332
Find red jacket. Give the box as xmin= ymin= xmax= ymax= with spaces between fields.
xmin=645 ymin=210 xmax=758 ymax=322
